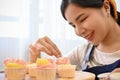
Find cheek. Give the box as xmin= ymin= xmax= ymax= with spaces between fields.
xmin=81 ymin=17 xmax=96 ymax=30
xmin=74 ymin=20 xmax=95 ymax=36
xmin=86 ymin=20 xmax=107 ymax=44
xmin=92 ymin=26 xmax=108 ymax=45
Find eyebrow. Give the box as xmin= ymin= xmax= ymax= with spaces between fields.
xmin=69 ymin=13 xmax=85 ymax=25
xmin=75 ymin=13 xmax=84 ymax=21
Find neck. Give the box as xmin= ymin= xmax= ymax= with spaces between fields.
xmin=97 ymin=21 xmax=120 ymax=53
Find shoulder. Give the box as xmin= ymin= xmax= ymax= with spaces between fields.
xmin=67 ymin=41 xmax=93 ymax=70
xmin=67 ymin=41 xmax=92 ymax=62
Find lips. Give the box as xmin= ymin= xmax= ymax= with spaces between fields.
xmin=84 ymin=32 xmax=94 ymax=41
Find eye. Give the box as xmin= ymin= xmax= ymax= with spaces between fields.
xmin=80 ymin=16 xmax=88 ymax=22
xmin=69 ymin=22 xmax=76 ymax=28
xmin=71 ymin=24 xmax=76 ymax=28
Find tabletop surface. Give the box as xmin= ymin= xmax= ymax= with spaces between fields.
xmin=0 ymin=72 xmax=30 ymax=80
xmin=0 ymin=71 xmax=96 ymax=80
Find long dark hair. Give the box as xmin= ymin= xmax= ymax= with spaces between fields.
xmin=60 ymin=0 xmax=120 ymax=25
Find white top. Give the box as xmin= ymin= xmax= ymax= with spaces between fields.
xmin=67 ymin=42 xmax=120 ymax=70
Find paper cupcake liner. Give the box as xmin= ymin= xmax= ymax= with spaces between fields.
xmin=57 ymin=65 xmax=76 ymax=78
xmin=36 ymin=68 xmax=56 ymax=80
xmin=5 ymin=67 xmax=26 ymax=80
xmin=28 ymin=67 xmax=36 ymax=77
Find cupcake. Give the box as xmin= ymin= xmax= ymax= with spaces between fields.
xmin=35 ymin=58 xmax=56 ymax=80
xmin=57 ymin=64 xmax=76 ymax=78
xmin=27 ymin=63 xmax=37 ymax=80
xmin=56 ymin=57 xmax=76 ymax=78
xmin=4 ymin=58 xmax=27 ymax=80
xmin=56 ymin=57 xmax=70 ymax=65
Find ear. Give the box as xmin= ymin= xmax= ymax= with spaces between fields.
xmin=103 ymin=0 xmax=110 ymax=13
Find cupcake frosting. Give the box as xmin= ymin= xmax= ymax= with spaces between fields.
xmin=36 ymin=58 xmax=56 ymax=69
xmin=56 ymin=57 xmax=70 ymax=65
xmin=4 ymin=58 xmax=26 ymax=68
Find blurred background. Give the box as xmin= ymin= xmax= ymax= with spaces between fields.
xmin=0 ymin=0 xmax=120 ymax=71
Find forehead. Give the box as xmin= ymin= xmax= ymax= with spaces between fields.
xmin=65 ymin=4 xmax=85 ymax=20
xmin=64 ymin=4 xmax=98 ymax=21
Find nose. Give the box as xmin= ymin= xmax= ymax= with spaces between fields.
xmin=75 ymin=26 xmax=86 ymax=37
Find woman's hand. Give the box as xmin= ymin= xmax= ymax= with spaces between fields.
xmin=29 ymin=36 xmax=62 ymax=63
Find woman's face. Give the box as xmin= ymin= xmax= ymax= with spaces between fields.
xmin=65 ymin=3 xmax=110 ymax=45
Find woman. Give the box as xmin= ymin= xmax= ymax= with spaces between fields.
xmin=29 ymin=0 xmax=120 ymax=78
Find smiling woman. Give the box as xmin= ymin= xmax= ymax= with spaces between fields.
xmin=29 ymin=0 xmax=120 ymax=80
xmin=0 ymin=0 xmax=120 ymax=78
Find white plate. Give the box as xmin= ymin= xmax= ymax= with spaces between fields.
xmin=97 ymin=72 xmax=110 ymax=80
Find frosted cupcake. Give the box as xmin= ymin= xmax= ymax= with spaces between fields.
xmin=4 ymin=58 xmax=26 ymax=80
xmin=57 ymin=64 xmax=76 ymax=78
xmin=35 ymin=58 xmax=56 ymax=80
xmin=56 ymin=57 xmax=76 ymax=78
xmin=56 ymin=57 xmax=70 ymax=65
xmin=27 ymin=63 xmax=37 ymax=80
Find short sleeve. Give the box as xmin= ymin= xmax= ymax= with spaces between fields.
xmin=67 ymin=42 xmax=92 ymax=70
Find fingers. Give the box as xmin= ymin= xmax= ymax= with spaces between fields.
xmin=29 ymin=44 xmax=40 ymax=63
xmin=36 ymin=36 xmax=62 ymax=57
xmin=29 ymin=36 xmax=62 ymax=59
xmin=29 ymin=44 xmax=40 ymax=55
xmin=44 ymin=36 xmax=62 ymax=57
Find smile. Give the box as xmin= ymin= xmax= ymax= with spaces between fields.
xmin=84 ymin=32 xmax=94 ymax=41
